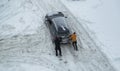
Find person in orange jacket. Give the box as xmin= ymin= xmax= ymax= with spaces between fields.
xmin=70 ymin=32 xmax=78 ymax=51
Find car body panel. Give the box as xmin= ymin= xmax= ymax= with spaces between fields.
xmin=45 ymin=12 xmax=71 ymax=43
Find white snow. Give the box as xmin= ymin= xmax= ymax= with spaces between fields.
xmin=60 ymin=0 xmax=120 ymax=71
xmin=0 ymin=0 xmax=118 ymax=71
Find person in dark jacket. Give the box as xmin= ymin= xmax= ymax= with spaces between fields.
xmin=54 ymin=36 xmax=62 ymax=56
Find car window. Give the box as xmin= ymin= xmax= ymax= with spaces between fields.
xmin=52 ymin=17 xmax=67 ymax=27
xmin=57 ymin=27 xmax=70 ymax=36
xmin=51 ymin=23 xmax=57 ymax=35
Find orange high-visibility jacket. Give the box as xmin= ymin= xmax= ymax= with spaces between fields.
xmin=70 ymin=34 xmax=77 ymax=42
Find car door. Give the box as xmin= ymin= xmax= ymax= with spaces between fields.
xmin=48 ymin=20 xmax=55 ymax=36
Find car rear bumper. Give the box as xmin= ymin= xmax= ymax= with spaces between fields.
xmin=61 ymin=38 xmax=70 ymax=44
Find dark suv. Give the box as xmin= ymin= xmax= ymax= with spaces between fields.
xmin=45 ymin=12 xmax=71 ymax=43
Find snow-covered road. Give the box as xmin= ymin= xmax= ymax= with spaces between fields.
xmin=0 ymin=0 xmax=116 ymax=71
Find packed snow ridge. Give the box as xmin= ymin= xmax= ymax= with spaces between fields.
xmin=0 ymin=0 xmax=116 ymax=71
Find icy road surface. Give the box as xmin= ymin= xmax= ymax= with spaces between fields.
xmin=0 ymin=0 xmax=115 ymax=71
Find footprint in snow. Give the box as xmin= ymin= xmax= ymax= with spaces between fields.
xmin=64 ymin=61 xmax=68 ymax=64
xmin=59 ymin=58 xmax=63 ymax=61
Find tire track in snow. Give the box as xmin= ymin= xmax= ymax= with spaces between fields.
xmin=0 ymin=0 xmax=25 ymax=24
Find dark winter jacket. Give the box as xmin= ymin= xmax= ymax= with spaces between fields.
xmin=54 ymin=37 xmax=62 ymax=47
